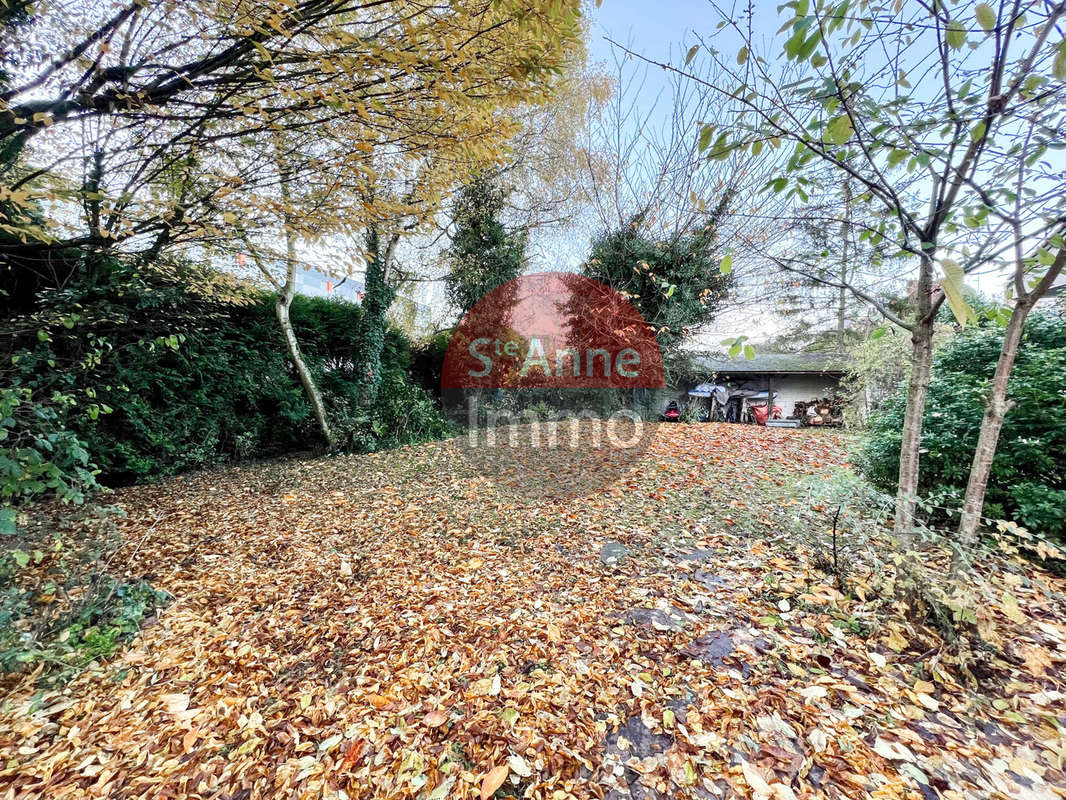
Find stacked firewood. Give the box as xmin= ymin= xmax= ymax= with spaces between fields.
xmin=789 ymin=397 xmax=844 ymax=427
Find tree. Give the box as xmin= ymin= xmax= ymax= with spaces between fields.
xmin=625 ymin=0 xmax=1066 ymax=536
xmin=1 ymin=1 xmax=587 ymax=448
xmin=242 ymin=140 xmax=337 ymax=448
xmin=353 ymin=224 xmax=399 ymax=409
xmin=955 ymin=233 xmax=1065 ymax=543
xmin=583 ymin=202 xmax=735 ymax=355
xmin=567 ymin=46 xmax=779 ymax=360
xmin=1 ymin=1 xmax=585 ymax=262
xmin=862 ymin=312 xmax=1066 ymax=542
xmin=444 ymin=174 xmax=527 ymax=316
xmin=764 ymin=177 xmax=909 ymax=353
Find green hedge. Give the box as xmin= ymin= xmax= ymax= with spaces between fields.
xmin=3 ymin=258 xmax=451 ymax=485
xmin=860 ymin=312 xmax=1066 ymax=538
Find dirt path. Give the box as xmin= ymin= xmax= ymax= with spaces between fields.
xmin=1 ymin=425 xmax=1063 ymax=800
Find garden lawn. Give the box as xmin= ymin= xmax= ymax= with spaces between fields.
xmin=1 ymin=424 xmax=1064 ymax=800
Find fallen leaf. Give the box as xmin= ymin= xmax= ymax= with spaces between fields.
xmin=161 ymin=694 xmax=190 ymax=714
xmin=873 ymin=737 xmax=915 ymax=762
xmin=742 ymin=759 xmax=773 ymax=795
xmin=480 ymin=764 xmax=509 ymax=799
xmin=507 ymin=754 xmax=532 ymax=777
xmin=182 ymin=728 xmax=201 ymax=753
xmin=423 ymin=710 xmax=448 ymax=727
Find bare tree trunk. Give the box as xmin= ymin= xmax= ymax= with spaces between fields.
xmin=262 ymin=137 xmax=336 ymax=449
xmin=837 ymin=182 xmax=851 ymax=350
xmin=954 ymin=303 xmax=1027 ymax=543
xmin=894 ymin=252 xmax=936 ymax=537
xmin=957 ymin=248 xmax=1065 ymax=545
xmin=276 ymin=288 xmax=336 ymax=449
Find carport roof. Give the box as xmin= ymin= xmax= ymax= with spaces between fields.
xmin=692 ymin=351 xmax=847 ymax=375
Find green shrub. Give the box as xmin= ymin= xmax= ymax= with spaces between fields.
xmin=3 ymin=259 xmax=452 ymax=483
xmin=860 ymin=312 xmax=1066 ymax=538
xmin=0 ymin=387 xmax=98 ymax=508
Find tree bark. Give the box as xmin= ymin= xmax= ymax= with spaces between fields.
xmin=956 ymin=248 xmax=1065 ymax=544
xmin=837 ymin=182 xmax=851 ymax=350
xmin=262 ymin=135 xmax=336 ymax=449
xmin=276 ymin=287 xmax=336 ymax=449
xmin=893 ymin=252 xmax=936 ymax=537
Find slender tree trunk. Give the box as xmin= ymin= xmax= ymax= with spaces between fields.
xmin=276 ymin=287 xmax=336 ymax=449
xmin=957 ymin=250 xmax=1065 ymax=545
xmin=954 ymin=304 xmax=1027 ymax=544
xmin=894 ymin=252 xmax=936 ymax=537
xmin=265 ymin=135 xmax=335 ymax=449
xmin=837 ymin=182 xmax=851 ymax=349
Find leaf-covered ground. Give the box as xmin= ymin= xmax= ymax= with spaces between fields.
xmin=2 ymin=425 xmax=1064 ymax=800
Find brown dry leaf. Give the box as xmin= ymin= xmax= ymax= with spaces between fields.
xmin=1018 ymin=644 xmax=1052 ymax=677
xmin=741 ymin=759 xmax=773 ymax=795
xmin=340 ymin=740 xmax=365 ymax=770
xmin=423 ymin=710 xmax=448 ymax=727
xmin=366 ymin=693 xmax=391 ymax=709
xmin=480 ymin=764 xmax=509 ymax=800
xmin=181 ymin=728 xmax=201 ymax=753
xmin=161 ymin=693 xmax=190 ymax=714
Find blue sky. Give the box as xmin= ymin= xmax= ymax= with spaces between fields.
xmin=587 ymin=0 xmax=703 ymax=64
xmin=582 ymin=1 xmax=1019 ymax=303
xmin=586 ymin=1 xmax=779 ymax=75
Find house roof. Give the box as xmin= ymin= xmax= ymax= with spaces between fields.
xmin=691 ymin=351 xmax=847 ymax=375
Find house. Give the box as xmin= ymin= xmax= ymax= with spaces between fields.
xmin=293 ymin=267 xmax=366 ymax=303
xmin=684 ymin=351 xmax=847 ymax=420
xmin=292 ymin=267 xmax=443 ymax=335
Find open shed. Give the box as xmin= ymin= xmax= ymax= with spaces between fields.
xmin=688 ymin=352 xmax=847 ymax=420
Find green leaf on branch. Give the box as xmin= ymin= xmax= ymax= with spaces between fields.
xmin=743 ymin=344 xmax=755 ymax=360
xmin=946 ymin=22 xmax=966 ymax=49
xmin=975 ymin=3 xmax=997 ymax=32
xmin=1054 ymin=41 xmax=1066 ymax=80
xmin=706 ymin=132 xmax=733 ymax=160
xmin=737 ymin=46 xmax=748 ymax=65
xmin=887 ymin=148 xmax=909 ymax=167
xmin=825 ymin=115 xmax=853 ymax=145
xmin=698 ymin=124 xmax=715 ymax=152
xmin=796 ymin=30 xmax=822 ymax=61
xmin=685 ymin=45 xmax=699 ymax=65
xmin=940 ymin=259 xmax=977 ymax=326
xmin=720 ymin=254 xmax=733 ymax=275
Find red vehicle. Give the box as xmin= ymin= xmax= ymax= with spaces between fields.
xmin=660 ymin=401 xmax=681 ymax=422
